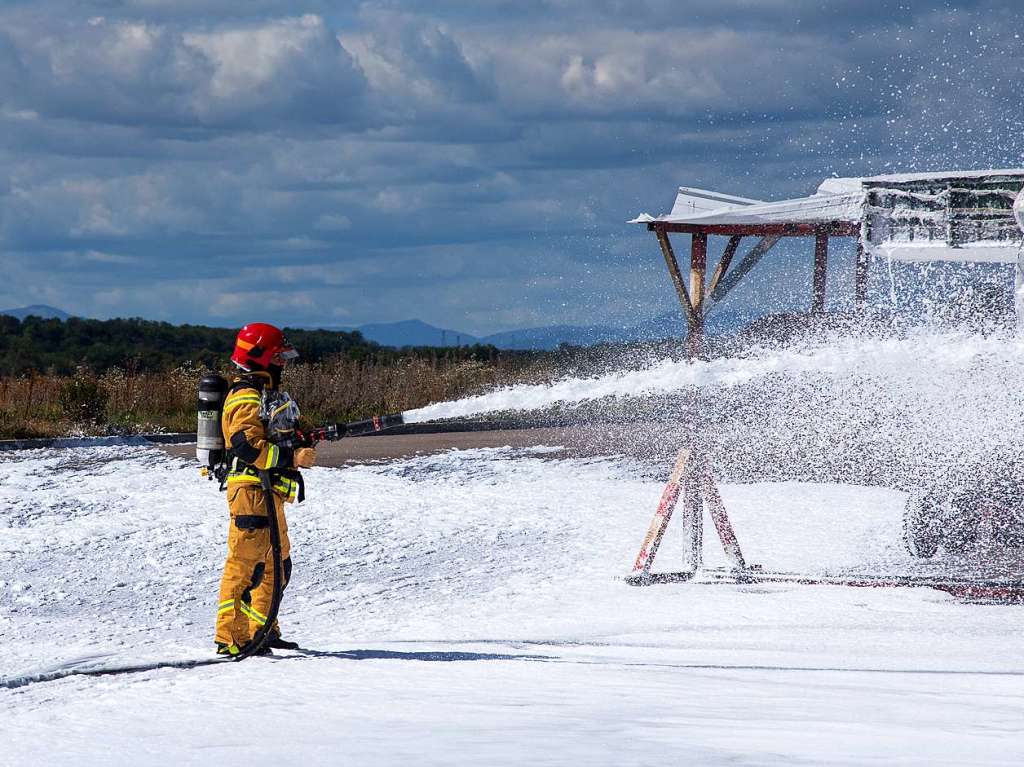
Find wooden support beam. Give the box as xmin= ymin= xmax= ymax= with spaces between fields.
xmin=699 ymin=468 xmax=746 ymax=570
xmin=690 ymin=232 xmax=708 ymax=314
xmin=709 ymin=235 xmax=781 ymax=305
xmin=680 ymin=477 xmax=704 ymax=572
xmin=813 ymin=232 xmax=828 ymax=313
xmin=654 ymin=228 xmax=698 ymax=331
xmin=855 ymin=240 xmax=868 ymax=309
xmin=630 ymin=448 xmax=691 ymax=577
xmin=708 ymin=235 xmax=742 ymax=298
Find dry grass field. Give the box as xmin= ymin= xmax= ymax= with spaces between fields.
xmin=0 ymin=355 xmax=558 ymax=439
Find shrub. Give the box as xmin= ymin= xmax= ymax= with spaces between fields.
xmin=58 ymin=369 xmax=109 ymax=424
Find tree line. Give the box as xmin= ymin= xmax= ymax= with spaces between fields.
xmin=0 ymin=315 xmax=512 ymax=376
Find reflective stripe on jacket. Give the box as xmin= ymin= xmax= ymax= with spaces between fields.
xmin=225 ymin=463 xmax=300 ymax=502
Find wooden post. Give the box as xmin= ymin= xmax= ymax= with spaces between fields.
xmin=655 ymin=228 xmax=698 ymax=332
xmin=709 ymin=235 xmax=782 ymax=305
xmin=689 ymin=233 xmax=708 ymax=357
xmin=683 ymin=233 xmax=709 ymax=566
xmin=708 ymin=235 xmax=742 ymax=297
xmin=630 ymin=448 xmax=691 ymax=579
xmin=813 ymin=232 xmax=828 ymax=313
xmin=680 ymin=472 xmax=704 ymax=572
xmin=855 ymin=240 xmax=868 ymax=309
xmin=699 ymin=468 xmax=746 ymax=570
xmin=628 ymin=227 xmax=754 ymax=586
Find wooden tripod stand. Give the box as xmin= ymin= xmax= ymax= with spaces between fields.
xmin=627 ymin=448 xmax=748 ymax=586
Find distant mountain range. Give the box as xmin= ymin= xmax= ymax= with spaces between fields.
xmin=354 ymin=319 xmax=479 ymax=348
xmin=0 ymin=304 xmax=71 ymax=321
xmin=2 ymin=305 xmax=759 ymax=350
xmin=309 ymin=310 xmax=760 ymax=350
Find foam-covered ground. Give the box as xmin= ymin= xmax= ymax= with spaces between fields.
xmin=2 ymin=445 xmax=1023 ymax=765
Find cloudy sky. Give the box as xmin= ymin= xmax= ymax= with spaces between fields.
xmin=0 ymin=0 xmax=1021 ymax=334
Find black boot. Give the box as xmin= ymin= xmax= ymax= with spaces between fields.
xmin=240 ymin=639 xmax=274 ymax=656
xmin=216 ymin=642 xmax=241 ymax=657
xmin=267 ymin=632 xmax=300 ymax=651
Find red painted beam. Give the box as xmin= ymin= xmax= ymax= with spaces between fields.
xmin=649 ymin=221 xmax=859 ymax=237
xmin=689 ymin=232 xmax=708 ymax=360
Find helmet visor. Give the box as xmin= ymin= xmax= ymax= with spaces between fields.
xmin=276 ymin=342 xmax=299 ymax=360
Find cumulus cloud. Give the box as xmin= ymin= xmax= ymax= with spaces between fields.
xmin=346 ymin=12 xmax=494 ymax=106
xmin=5 ymin=18 xmax=207 ymax=126
xmin=0 ymin=13 xmax=368 ymax=129
xmin=184 ymin=15 xmax=367 ymax=126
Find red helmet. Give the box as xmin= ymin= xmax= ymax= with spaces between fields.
xmin=231 ymin=323 xmax=298 ymax=370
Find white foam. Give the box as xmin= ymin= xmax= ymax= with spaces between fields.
xmin=2 ymin=445 xmax=1022 ymax=765
xmin=403 ymin=332 xmax=1024 ymax=423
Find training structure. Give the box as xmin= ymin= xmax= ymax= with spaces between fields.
xmin=626 ymin=169 xmax=1024 ymax=597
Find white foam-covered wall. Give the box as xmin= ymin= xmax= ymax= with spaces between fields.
xmin=1015 ymin=189 xmax=1024 ymax=332
xmin=1015 ymin=188 xmax=1024 ymax=234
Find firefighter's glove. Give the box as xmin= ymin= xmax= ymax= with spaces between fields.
xmin=294 ymin=447 xmax=317 ymax=468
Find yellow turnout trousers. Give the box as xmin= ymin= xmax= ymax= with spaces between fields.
xmin=215 ymin=484 xmax=291 ymax=647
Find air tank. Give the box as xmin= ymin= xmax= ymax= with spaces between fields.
xmin=197 ymin=374 xmax=229 ymax=468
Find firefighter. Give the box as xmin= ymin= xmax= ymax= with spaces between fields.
xmin=215 ymin=322 xmax=316 ymax=656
